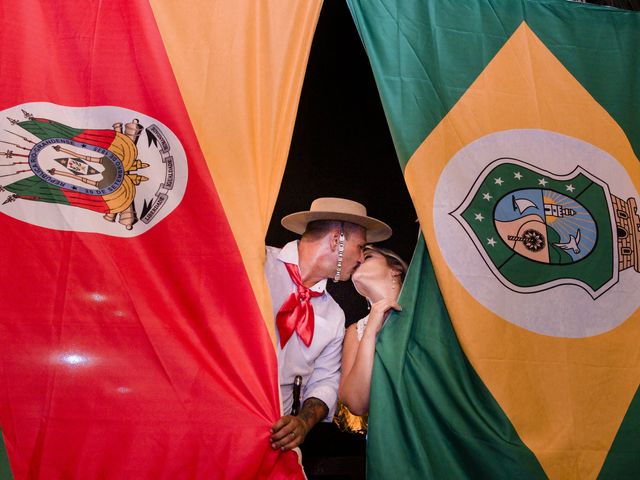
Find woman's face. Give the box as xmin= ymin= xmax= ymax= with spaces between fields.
xmin=352 ymin=250 xmax=393 ymax=295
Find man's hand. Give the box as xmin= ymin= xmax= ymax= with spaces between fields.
xmin=269 ymin=415 xmax=310 ymax=451
xmin=270 ymin=397 xmax=329 ymax=451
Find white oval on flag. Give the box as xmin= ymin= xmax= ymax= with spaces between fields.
xmin=434 ymin=129 xmax=640 ymax=338
xmin=0 ymin=102 xmax=188 ymax=237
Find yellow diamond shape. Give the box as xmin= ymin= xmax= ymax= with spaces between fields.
xmin=405 ymin=23 xmax=640 ymax=479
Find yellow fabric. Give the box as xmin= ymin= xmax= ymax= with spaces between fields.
xmin=104 ymin=176 xmax=135 ymax=213
xmin=104 ymin=134 xmax=138 ymax=212
xmin=405 ymin=23 xmax=640 ymax=480
xmin=149 ymin=0 xmax=323 ymax=342
xmin=108 ymin=133 xmax=137 ymax=171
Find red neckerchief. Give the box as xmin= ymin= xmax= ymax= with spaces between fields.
xmin=276 ymin=263 xmax=323 ymax=348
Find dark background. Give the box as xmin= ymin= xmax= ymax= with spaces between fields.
xmin=265 ymin=1 xmax=640 ymax=478
xmin=265 ymin=3 xmax=413 ymax=477
xmin=265 ymin=1 xmax=418 ymax=330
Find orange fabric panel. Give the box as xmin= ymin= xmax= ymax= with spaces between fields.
xmin=150 ymin=0 xmax=323 ymax=341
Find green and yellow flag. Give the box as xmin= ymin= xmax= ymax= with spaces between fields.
xmin=348 ymin=1 xmax=640 ymax=478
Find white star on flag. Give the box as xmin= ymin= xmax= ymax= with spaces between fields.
xmin=487 ymin=237 xmax=497 ymax=247
xmin=474 ymin=213 xmax=484 ymax=222
xmin=494 ymin=177 xmax=504 ymax=185
xmin=482 ymin=192 xmax=493 ymax=201
xmin=566 ymin=184 xmax=575 ymax=192
xmin=514 ymin=171 xmax=523 ymax=180
xmin=538 ymin=178 xmax=548 ymax=186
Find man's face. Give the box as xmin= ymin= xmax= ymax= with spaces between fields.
xmin=339 ymin=226 xmax=367 ymax=280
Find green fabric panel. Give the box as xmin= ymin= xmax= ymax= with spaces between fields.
xmin=598 ymin=386 xmax=640 ymax=479
xmin=349 ymin=2 xmax=640 ymax=476
xmin=0 ymin=429 xmax=14 ymax=480
xmin=18 ymin=119 xmax=84 ymax=141
xmin=5 ymin=175 xmax=70 ymax=204
xmin=347 ymin=0 xmax=640 ymax=170
xmin=367 ymin=236 xmax=546 ymax=479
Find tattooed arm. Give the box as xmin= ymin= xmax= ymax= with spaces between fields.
xmin=269 ymin=397 xmax=329 ymax=451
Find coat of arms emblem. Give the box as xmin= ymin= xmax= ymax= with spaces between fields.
xmin=433 ymin=129 xmax=640 ymax=337
xmin=452 ymin=158 xmax=640 ymax=298
xmin=0 ymin=103 xmax=187 ymax=236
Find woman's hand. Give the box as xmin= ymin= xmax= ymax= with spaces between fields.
xmin=366 ymin=298 xmax=402 ymax=336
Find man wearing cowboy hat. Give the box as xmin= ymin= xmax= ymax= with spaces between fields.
xmin=266 ymin=197 xmax=391 ymax=452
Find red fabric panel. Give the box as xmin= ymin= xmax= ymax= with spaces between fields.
xmin=0 ymin=1 xmax=298 ymax=478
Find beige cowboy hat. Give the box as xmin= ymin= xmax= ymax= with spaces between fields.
xmin=281 ymin=197 xmax=392 ymax=242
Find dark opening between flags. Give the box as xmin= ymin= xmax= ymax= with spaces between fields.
xmin=265 ymin=1 xmax=417 ymax=477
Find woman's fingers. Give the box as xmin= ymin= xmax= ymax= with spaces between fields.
xmin=371 ymin=298 xmax=402 ymax=313
xmin=366 ymin=299 xmax=402 ymax=335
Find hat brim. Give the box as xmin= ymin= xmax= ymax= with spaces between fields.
xmin=281 ymin=211 xmax=392 ymax=242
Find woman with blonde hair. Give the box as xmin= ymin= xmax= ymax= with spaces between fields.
xmin=338 ymin=245 xmax=407 ymax=418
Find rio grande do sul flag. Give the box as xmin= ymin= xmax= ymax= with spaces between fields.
xmin=0 ymin=0 xmax=321 ymax=478
xmin=348 ymin=0 xmax=640 ymax=479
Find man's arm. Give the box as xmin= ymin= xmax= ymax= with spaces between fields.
xmin=302 ymin=311 xmax=345 ymax=420
xmin=269 ymin=307 xmax=345 ymax=451
xmin=269 ymin=397 xmax=328 ymax=451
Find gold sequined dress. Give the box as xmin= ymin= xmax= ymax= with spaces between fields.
xmin=334 ymin=316 xmax=369 ymax=434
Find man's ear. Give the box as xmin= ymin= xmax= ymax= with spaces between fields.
xmin=328 ymin=229 xmax=340 ymax=251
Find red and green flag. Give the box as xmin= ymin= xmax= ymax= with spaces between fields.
xmin=0 ymin=0 xmax=321 ymax=478
xmin=348 ymin=0 xmax=640 ymax=478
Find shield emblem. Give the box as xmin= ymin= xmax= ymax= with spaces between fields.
xmin=451 ymin=158 xmax=619 ymax=298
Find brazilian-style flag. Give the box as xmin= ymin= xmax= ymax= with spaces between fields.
xmin=347 ymin=1 xmax=640 ymax=478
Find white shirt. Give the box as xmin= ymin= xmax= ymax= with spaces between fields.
xmin=265 ymin=241 xmax=344 ymax=420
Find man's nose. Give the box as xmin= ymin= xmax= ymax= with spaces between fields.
xmin=358 ymin=249 xmax=365 ymax=263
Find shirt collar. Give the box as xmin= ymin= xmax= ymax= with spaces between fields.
xmin=277 ymin=240 xmax=327 ymax=293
